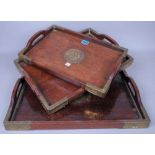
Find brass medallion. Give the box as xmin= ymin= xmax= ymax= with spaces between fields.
xmin=64 ymin=49 xmax=85 ymax=64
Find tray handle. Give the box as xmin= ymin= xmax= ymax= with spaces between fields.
xmin=80 ymin=28 xmax=119 ymax=46
xmin=10 ymin=78 xmax=25 ymax=113
xmin=126 ymin=76 xmax=142 ymax=105
xmin=11 ymin=79 xmax=21 ymax=104
xmin=18 ymin=30 xmax=48 ymax=62
xmin=27 ymin=30 xmax=47 ymax=48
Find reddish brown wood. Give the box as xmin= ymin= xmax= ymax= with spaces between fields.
xmin=15 ymin=60 xmax=84 ymax=114
xmin=4 ymin=71 xmax=150 ymax=130
xmin=19 ymin=25 xmax=127 ymax=97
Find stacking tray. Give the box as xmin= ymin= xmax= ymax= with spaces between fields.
xmin=19 ymin=25 xmax=128 ymax=97
xmin=15 ymin=28 xmax=133 ymax=114
xmin=4 ymin=71 xmax=150 ymax=130
xmin=15 ymin=59 xmax=84 ymax=114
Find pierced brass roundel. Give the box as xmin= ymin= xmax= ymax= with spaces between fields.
xmin=64 ymin=49 xmax=85 ymax=64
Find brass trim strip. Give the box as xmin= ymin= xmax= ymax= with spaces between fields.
xmin=123 ymin=120 xmax=150 ymax=128
xmin=120 ymin=55 xmax=134 ymax=70
xmin=85 ymin=80 xmax=111 ymax=97
xmin=4 ymin=121 xmax=31 ymax=130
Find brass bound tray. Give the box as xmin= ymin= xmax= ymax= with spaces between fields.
xmin=15 ymin=59 xmax=84 ymax=114
xmin=4 ymin=71 xmax=150 ymax=130
xmin=15 ymin=28 xmax=133 ymax=114
xmin=19 ymin=25 xmax=128 ymax=97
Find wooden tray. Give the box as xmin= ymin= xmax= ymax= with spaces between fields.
xmin=15 ymin=29 xmax=133 ymax=114
xmin=4 ymin=71 xmax=150 ymax=130
xmin=15 ymin=59 xmax=84 ymax=114
xmin=19 ymin=25 xmax=128 ymax=97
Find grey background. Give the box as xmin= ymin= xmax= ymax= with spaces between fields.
xmin=0 ymin=21 xmax=155 ymax=133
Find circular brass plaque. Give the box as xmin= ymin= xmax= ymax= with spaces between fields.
xmin=64 ymin=49 xmax=85 ymax=64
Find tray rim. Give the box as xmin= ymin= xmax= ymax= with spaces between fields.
xmin=4 ymin=71 xmax=150 ymax=130
xmin=18 ymin=25 xmax=128 ymax=97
